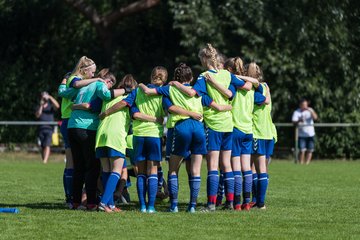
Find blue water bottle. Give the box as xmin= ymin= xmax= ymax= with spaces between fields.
xmin=0 ymin=208 xmax=19 ymax=213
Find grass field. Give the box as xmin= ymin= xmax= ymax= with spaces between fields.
xmin=0 ymin=152 xmax=359 ymax=240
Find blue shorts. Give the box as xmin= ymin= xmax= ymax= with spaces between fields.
xmin=38 ymin=129 xmax=53 ymax=148
xmin=96 ymin=147 xmax=127 ymax=168
xmin=299 ymin=137 xmax=315 ymax=152
xmin=252 ymin=139 xmax=274 ymax=158
xmin=165 ymin=128 xmax=174 ymax=161
xmin=266 ymin=139 xmax=275 ymax=159
xmin=205 ymin=126 xmax=232 ymax=151
xmin=60 ymin=119 xmax=70 ymax=148
xmin=232 ymin=128 xmax=253 ymax=157
xmin=133 ymin=136 xmax=162 ymax=162
xmin=172 ymin=119 xmax=207 ymax=158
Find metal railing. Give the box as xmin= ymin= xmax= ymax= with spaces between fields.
xmin=274 ymin=123 xmax=360 ymax=162
xmin=1 ymin=121 xmax=360 ymax=161
xmin=0 ymin=121 xmax=59 ymax=126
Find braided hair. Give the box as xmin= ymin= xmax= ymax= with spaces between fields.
xmin=174 ymin=63 xmax=193 ymax=83
xmin=224 ymin=57 xmax=245 ymax=75
xmin=198 ymin=43 xmax=218 ymax=70
xmin=245 ymin=62 xmax=263 ymax=82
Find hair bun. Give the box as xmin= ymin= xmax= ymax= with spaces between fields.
xmin=178 ymin=63 xmax=187 ymax=68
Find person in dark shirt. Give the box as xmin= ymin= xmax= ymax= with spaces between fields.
xmin=35 ymin=91 xmax=60 ymax=163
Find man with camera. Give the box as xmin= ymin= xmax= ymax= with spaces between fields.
xmin=35 ymin=92 xmax=59 ymax=163
xmin=292 ymin=99 xmax=318 ymax=165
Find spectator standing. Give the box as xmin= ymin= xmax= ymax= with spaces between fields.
xmin=292 ymin=99 xmax=318 ymax=164
xmin=35 ymin=91 xmax=59 ymax=163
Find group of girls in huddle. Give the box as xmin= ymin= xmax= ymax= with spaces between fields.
xmin=58 ymin=43 xmax=276 ymax=213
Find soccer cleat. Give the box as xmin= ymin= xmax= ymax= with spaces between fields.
xmin=256 ymin=204 xmax=266 ymax=210
xmin=222 ymin=202 xmax=234 ymax=210
xmin=147 ymin=206 xmax=156 ymax=213
xmin=186 ymin=206 xmax=196 ymax=213
xmin=199 ymin=204 xmax=216 ymax=213
xmin=98 ymin=203 xmax=112 ymax=213
xmin=234 ymin=204 xmax=242 ymax=211
xmin=87 ymin=204 xmax=98 ymax=211
xmin=249 ymin=202 xmax=257 ymax=208
xmin=76 ymin=205 xmax=87 ymax=210
xmin=168 ymin=206 xmax=178 ymax=213
xmin=140 ymin=206 xmax=147 ymax=213
xmin=110 ymin=206 xmax=122 ymax=212
xmin=241 ymin=203 xmax=251 ymax=211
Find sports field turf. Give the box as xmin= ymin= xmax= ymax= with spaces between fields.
xmin=0 ymin=153 xmax=359 ymax=240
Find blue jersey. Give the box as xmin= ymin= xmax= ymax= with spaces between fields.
xmin=155 ymin=84 xmax=214 ymax=108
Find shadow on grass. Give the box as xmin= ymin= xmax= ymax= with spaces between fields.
xmin=0 ymin=202 xmax=66 ymax=210
xmin=0 ymin=200 xmax=196 ymax=212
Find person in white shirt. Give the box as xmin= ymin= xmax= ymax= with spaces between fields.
xmin=292 ymin=99 xmax=318 ymax=164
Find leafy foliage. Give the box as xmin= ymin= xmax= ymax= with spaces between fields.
xmin=0 ymin=0 xmax=359 ymax=158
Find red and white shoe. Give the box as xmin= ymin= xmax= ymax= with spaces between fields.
xmin=234 ymin=204 xmax=242 ymax=211
xmin=241 ymin=203 xmax=251 ymax=211
xmin=249 ymin=202 xmax=257 ymax=208
xmin=110 ymin=206 xmax=122 ymax=212
xmin=98 ymin=203 xmax=112 ymax=213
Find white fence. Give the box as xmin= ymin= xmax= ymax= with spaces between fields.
xmin=275 ymin=123 xmax=360 ymax=162
xmin=1 ymin=121 xmax=360 ymax=160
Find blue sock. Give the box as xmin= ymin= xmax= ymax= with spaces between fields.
xmin=147 ymin=174 xmax=158 ymax=208
xmin=223 ymin=172 xmax=234 ymax=203
xmin=64 ymin=168 xmax=74 ymax=201
xmin=217 ymin=170 xmax=225 ymax=203
xmin=189 ymin=176 xmax=201 ymax=208
xmin=137 ymin=174 xmax=147 ymax=208
xmin=101 ymin=172 xmax=121 ymax=205
xmin=257 ymin=173 xmax=268 ymax=207
xmin=242 ymin=170 xmax=252 ymax=204
xmin=168 ymin=174 xmax=178 ymax=209
xmin=101 ymin=171 xmax=110 ymax=189
xmin=101 ymin=171 xmax=111 ymax=204
xmin=252 ymin=173 xmax=258 ymax=203
xmin=207 ymin=170 xmax=219 ymax=205
xmin=157 ymin=167 xmax=164 ymax=190
xmin=233 ymin=171 xmax=242 ymax=206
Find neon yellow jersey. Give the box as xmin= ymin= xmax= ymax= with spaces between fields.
xmin=166 ymin=114 xmax=176 ymax=129
xmin=202 ymin=69 xmax=233 ymax=132
xmin=95 ymin=95 xmax=130 ymax=154
xmin=126 ymin=134 xmax=133 ymax=150
xmin=133 ymin=88 xmax=165 ymax=137
xmin=232 ymin=88 xmax=255 ymax=134
xmin=252 ymin=83 xmax=274 ymax=139
xmin=60 ymin=75 xmax=80 ymax=119
xmin=168 ymin=85 xmax=203 ymax=125
xmin=272 ymin=123 xmax=278 ymax=143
